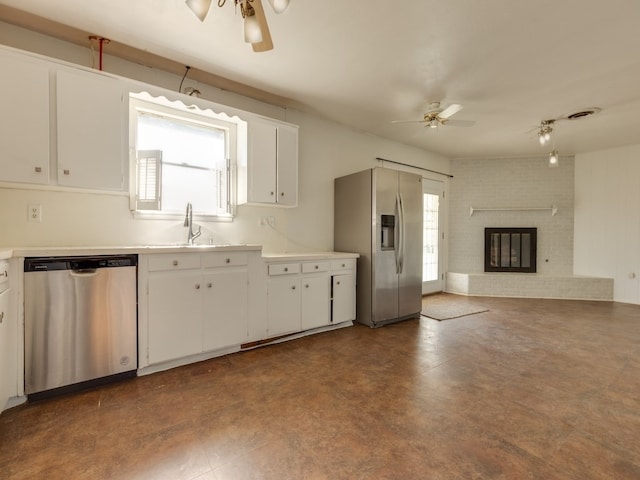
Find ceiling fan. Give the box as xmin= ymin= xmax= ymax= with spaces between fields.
xmin=185 ymin=0 xmax=291 ymax=52
xmin=392 ymin=102 xmax=475 ymax=129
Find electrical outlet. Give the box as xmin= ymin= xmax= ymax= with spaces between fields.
xmin=259 ymin=216 xmax=276 ymax=228
xmin=28 ymin=204 xmax=42 ymax=223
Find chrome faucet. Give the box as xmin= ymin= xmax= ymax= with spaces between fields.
xmin=184 ymin=202 xmax=202 ymax=245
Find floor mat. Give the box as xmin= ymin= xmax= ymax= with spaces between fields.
xmin=421 ymin=293 xmax=489 ymax=320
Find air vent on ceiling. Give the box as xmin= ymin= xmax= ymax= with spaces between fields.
xmin=564 ymin=108 xmax=602 ymax=120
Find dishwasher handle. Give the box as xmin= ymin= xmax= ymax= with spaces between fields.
xmin=70 ymin=269 xmax=99 ymax=277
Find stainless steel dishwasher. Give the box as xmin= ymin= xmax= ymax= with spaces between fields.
xmin=24 ymin=255 xmax=138 ymax=399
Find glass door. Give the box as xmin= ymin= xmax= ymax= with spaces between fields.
xmin=422 ymin=179 xmax=444 ymax=294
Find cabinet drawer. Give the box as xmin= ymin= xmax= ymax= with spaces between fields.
xmin=202 ymin=252 xmax=248 ymax=268
xmin=147 ymin=253 xmax=201 ymax=272
xmin=301 ymin=261 xmax=330 ymax=273
xmin=268 ymin=263 xmax=300 ymax=276
xmin=0 ymin=288 xmax=9 ymax=324
xmin=331 ymin=259 xmax=355 ymax=271
xmin=0 ymin=260 xmax=8 ymax=291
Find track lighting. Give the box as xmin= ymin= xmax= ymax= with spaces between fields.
xmin=548 ymin=150 xmax=559 ymax=167
xmin=538 ymin=120 xmax=554 ymax=145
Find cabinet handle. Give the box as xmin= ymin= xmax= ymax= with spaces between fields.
xmin=314 ymin=265 xmax=318 ymax=269
xmin=225 ymin=258 xmax=231 ymax=264
xmin=291 ymin=285 xmax=296 ymax=290
xmin=0 ymin=270 xmax=7 ymax=278
xmin=270 ymin=191 xmax=274 ymax=196
xmin=35 ymin=167 xmax=42 ymax=173
xmin=280 ymin=192 xmax=285 ymax=197
xmin=172 ymin=260 xmax=179 ymax=266
xmin=284 ymin=267 xmax=288 ymax=272
xmin=63 ymin=169 xmax=70 ymax=175
xmin=0 ymin=311 xmax=3 ymax=323
xmin=305 ymin=284 xmax=309 ymax=288
xmin=207 ymin=283 xmax=212 ymax=288
xmin=342 ymin=263 xmax=346 ymax=267
xmin=336 ymin=281 xmax=341 ymax=285
xmin=195 ymin=284 xmax=201 ymax=289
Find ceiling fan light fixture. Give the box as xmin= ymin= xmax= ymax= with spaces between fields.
xmin=244 ymin=10 xmax=263 ymax=43
xmin=185 ymin=0 xmax=212 ymax=21
xmin=549 ymin=150 xmax=559 ymax=167
xmin=267 ymin=0 xmax=290 ymax=13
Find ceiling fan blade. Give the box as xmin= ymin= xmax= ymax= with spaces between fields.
xmin=391 ymin=120 xmax=425 ymax=124
xmin=251 ymin=0 xmax=274 ymax=52
xmin=441 ymin=119 xmax=475 ymax=127
xmin=438 ymin=103 xmax=463 ymax=119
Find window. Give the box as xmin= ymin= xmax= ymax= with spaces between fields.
xmin=129 ymin=94 xmax=240 ymax=220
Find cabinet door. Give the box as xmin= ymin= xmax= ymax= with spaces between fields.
xmin=301 ymin=275 xmax=330 ymax=330
xmin=0 ymin=53 xmax=50 ymax=184
xmin=0 ymin=288 xmax=10 ymax=410
xmin=56 ymin=69 xmax=125 ymax=191
xmin=203 ymin=270 xmax=248 ymax=351
xmin=332 ymin=273 xmax=356 ymax=323
xmin=247 ymin=119 xmax=277 ymax=204
xmin=276 ymin=124 xmax=298 ymax=206
xmin=148 ymin=271 xmax=203 ymax=364
xmin=267 ymin=276 xmax=300 ymax=337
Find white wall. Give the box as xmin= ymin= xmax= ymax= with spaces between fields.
xmin=0 ymin=22 xmax=449 ymax=253
xmin=449 ymin=156 xmax=575 ymax=275
xmin=574 ymin=144 xmax=640 ymax=304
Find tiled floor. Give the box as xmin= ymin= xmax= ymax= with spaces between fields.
xmin=2 ymin=294 xmax=640 ymax=479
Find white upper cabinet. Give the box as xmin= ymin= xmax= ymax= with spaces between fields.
xmin=56 ymin=68 xmax=126 ymax=191
xmin=240 ymin=117 xmax=298 ymax=207
xmin=276 ymin=123 xmax=298 ymax=206
xmin=0 ymin=51 xmax=50 ymax=185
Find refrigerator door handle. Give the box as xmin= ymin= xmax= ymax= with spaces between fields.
xmin=398 ymin=193 xmax=405 ymax=274
xmin=395 ymin=193 xmax=401 ymax=274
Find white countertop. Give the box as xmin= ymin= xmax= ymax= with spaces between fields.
xmin=262 ymin=252 xmax=359 ymax=262
xmin=0 ymin=246 xmax=360 ymax=262
xmin=2 ymin=244 xmax=263 ymax=258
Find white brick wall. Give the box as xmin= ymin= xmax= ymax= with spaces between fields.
xmin=449 ymin=156 xmax=575 ymax=276
xmin=446 ymin=272 xmax=613 ymax=300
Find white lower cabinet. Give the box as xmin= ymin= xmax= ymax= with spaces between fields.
xmin=203 ymin=270 xmax=248 ymax=352
xmin=266 ymin=258 xmax=356 ymax=338
xmin=143 ymin=252 xmax=249 ymax=366
xmin=0 ymin=259 xmax=16 ymax=412
xmin=301 ymin=275 xmax=331 ymax=331
xmin=148 ymin=270 xmax=203 ymax=364
xmin=267 ymin=275 xmax=301 ymax=337
xmin=141 ymin=251 xmax=355 ymax=370
xmin=332 ymin=273 xmax=356 ymax=323
xmin=0 ymin=288 xmax=11 ymax=410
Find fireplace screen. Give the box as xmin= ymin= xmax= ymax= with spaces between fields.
xmin=485 ymin=228 xmax=537 ymax=273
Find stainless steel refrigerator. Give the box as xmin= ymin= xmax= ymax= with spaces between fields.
xmin=334 ymin=167 xmax=423 ymax=327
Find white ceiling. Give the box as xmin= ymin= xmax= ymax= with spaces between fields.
xmin=2 ymin=0 xmax=640 ymax=159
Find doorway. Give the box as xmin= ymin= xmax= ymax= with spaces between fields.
xmin=422 ymin=179 xmax=444 ymax=294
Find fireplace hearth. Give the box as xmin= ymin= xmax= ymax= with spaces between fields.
xmin=485 ymin=228 xmax=537 ymax=273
